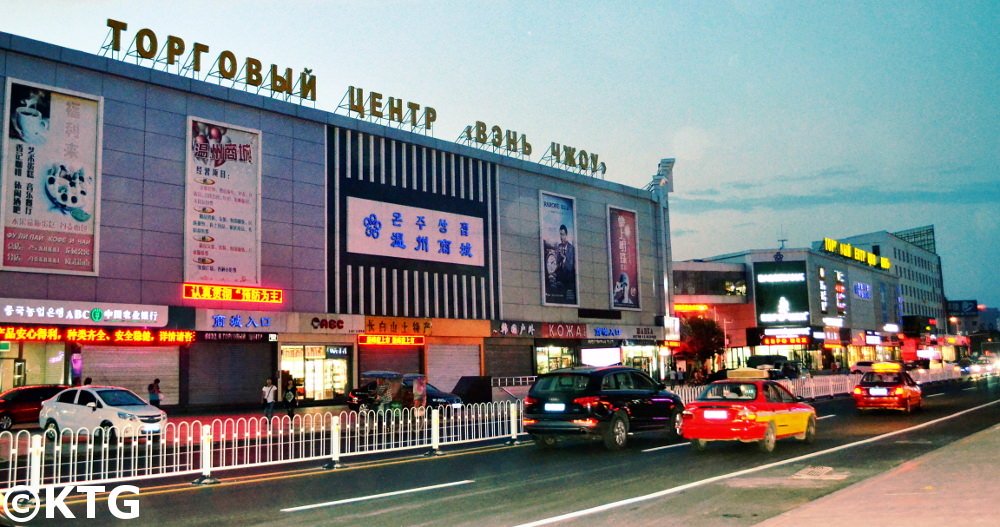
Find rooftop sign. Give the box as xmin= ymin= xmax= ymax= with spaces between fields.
xmin=822 ymin=237 xmax=891 ymax=270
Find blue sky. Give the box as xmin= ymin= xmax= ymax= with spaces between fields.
xmin=2 ymin=1 xmax=998 ymax=309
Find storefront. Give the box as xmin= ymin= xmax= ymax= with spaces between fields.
xmin=278 ymin=312 xmax=364 ymax=401
xmin=0 ymin=299 xmax=181 ymax=401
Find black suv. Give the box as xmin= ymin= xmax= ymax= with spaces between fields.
xmin=523 ymin=366 xmax=684 ymax=450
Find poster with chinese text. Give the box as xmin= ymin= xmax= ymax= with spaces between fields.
xmin=608 ymin=206 xmax=640 ymax=310
xmin=184 ymin=117 xmax=261 ymax=285
xmin=1 ymin=79 xmax=103 ymax=275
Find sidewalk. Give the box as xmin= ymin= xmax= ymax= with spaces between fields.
xmin=756 ymin=423 xmax=1000 ymax=527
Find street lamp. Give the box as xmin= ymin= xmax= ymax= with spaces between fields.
xmin=949 ymin=316 xmax=960 ymax=336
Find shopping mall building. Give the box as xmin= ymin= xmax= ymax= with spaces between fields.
xmin=0 ymin=24 xmax=680 ymax=407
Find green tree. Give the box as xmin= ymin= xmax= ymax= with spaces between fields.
xmin=680 ymin=317 xmax=726 ymax=367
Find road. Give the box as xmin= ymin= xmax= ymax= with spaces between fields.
xmin=39 ymin=376 xmax=1000 ymax=526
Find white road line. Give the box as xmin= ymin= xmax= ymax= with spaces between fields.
xmin=281 ymin=480 xmax=474 ymax=512
xmin=963 ymin=387 xmax=977 ymax=391
xmin=642 ymin=443 xmax=688 ymax=453
xmin=514 ymin=398 xmax=1000 ymax=527
xmin=817 ymin=415 xmax=836 ymax=420
xmin=927 ymin=393 xmax=944 ymax=398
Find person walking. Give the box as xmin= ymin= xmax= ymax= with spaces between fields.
xmin=148 ymin=378 xmax=162 ymax=407
xmin=261 ymin=378 xmax=278 ymax=422
xmin=284 ymin=381 xmax=297 ymax=417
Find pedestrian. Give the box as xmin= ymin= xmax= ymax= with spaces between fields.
xmin=148 ymin=378 xmax=162 ymax=407
xmin=261 ymin=378 xmax=278 ymax=421
xmin=284 ymin=381 xmax=297 ymax=417
xmin=83 ymin=377 xmax=92 ymax=385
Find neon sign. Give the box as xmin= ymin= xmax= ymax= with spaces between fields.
xmin=822 ymin=238 xmax=891 ymax=270
xmin=0 ymin=326 xmax=195 ymax=344
xmin=357 ymin=334 xmax=424 ymax=346
xmin=183 ymin=283 xmax=283 ymax=303
xmin=762 ymin=336 xmax=810 ymax=346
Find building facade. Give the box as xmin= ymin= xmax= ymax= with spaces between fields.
xmin=0 ymin=28 xmax=676 ymax=405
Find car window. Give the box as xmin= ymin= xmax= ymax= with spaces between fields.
xmin=630 ymin=372 xmax=657 ymax=391
xmin=77 ymin=390 xmax=97 ymax=406
xmin=56 ymin=390 xmax=77 ymax=404
xmin=613 ymin=372 xmax=634 ymax=390
xmin=767 ymin=383 xmax=795 ymax=403
xmin=600 ymin=374 xmax=618 ymax=390
xmin=861 ymin=372 xmax=900 ymax=385
xmin=96 ymin=389 xmax=146 ymax=407
xmin=1 ymin=391 xmax=19 ymax=403
xmin=531 ymin=374 xmax=591 ymax=395
xmin=698 ymin=383 xmax=756 ymax=401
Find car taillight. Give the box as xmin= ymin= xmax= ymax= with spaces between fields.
xmin=572 ymin=396 xmax=602 ymax=408
xmin=894 ymin=387 xmax=905 ymax=396
xmin=734 ymin=406 xmax=757 ymax=421
xmin=524 ymin=396 xmax=538 ymax=406
xmin=523 ymin=418 xmax=537 ymax=425
xmin=853 ymin=387 xmax=862 ymax=395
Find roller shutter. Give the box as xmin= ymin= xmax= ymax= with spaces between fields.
xmin=426 ymin=345 xmax=480 ymax=393
xmin=358 ymin=346 xmax=420 ymax=377
xmin=80 ymin=346 xmax=179 ymax=405
xmin=188 ymin=342 xmax=272 ymax=406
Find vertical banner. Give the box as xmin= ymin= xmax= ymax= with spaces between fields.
xmin=184 ymin=117 xmax=262 ymax=285
xmin=539 ymin=191 xmax=578 ymax=306
xmin=1 ymin=79 xmax=103 ymax=274
xmin=608 ymin=206 xmax=640 ymax=310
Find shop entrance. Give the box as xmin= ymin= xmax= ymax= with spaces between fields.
xmin=280 ymin=345 xmax=351 ymax=401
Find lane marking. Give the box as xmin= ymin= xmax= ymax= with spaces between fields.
xmin=817 ymin=415 xmax=836 ymax=420
xmin=642 ymin=443 xmax=687 ymax=453
xmin=927 ymin=393 xmax=944 ymax=398
xmin=514 ymin=398 xmax=1000 ymax=527
xmin=963 ymin=387 xmax=977 ymax=391
xmin=281 ymin=479 xmax=474 ymax=512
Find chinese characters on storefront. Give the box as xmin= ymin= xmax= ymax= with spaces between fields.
xmin=608 ymin=207 xmax=640 ymax=310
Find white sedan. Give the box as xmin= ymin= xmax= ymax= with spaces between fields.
xmin=40 ymin=386 xmax=166 ymax=440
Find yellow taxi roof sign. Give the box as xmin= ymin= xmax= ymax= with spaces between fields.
xmin=727 ymin=368 xmax=769 ymax=379
xmin=872 ymin=362 xmax=903 ymax=373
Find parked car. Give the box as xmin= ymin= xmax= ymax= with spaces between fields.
xmin=0 ymin=384 xmax=68 ymax=432
xmin=346 ymin=371 xmax=462 ymax=411
xmin=522 ymin=366 xmax=684 ymax=450
xmin=681 ymin=368 xmax=816 ymax=453
xmin=852 ymin=362 xmax=922 ymax=413
xmin=39 ymin=386 xmax=166 ymax=440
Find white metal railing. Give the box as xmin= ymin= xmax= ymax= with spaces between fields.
xmin=491 ymin=376 xmax=537 ymax=387
xmin=0 ymin=401 xmax=524 ymax=495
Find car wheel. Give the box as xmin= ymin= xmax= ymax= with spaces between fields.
xmin=802 ymin=416 xmax=817 ymax=444
xmin=691 ymin=438 xmax=708 ymax=452
xmin=758 ymin=422 xmax=777 ymax=453
xmin=96 ymin=422 xmax=118 ymax=445
xmin=43 ymin=420 xmax=60 ymax=439
xmin=358 ymin=402 xmax=370 ymax=413
xmin=670 ymin=410 xmax=683 ymax=439
xmin=533 ymin=434 xmax=557 ymax=449
xmin=603 ymin=413 xmax=628 ymax=451
xmin=903 ymin=399 xmax=912 ymax=414
xmin=0 ymin=414 xmax=13 ymax=432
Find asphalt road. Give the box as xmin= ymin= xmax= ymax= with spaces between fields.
xmin=41 ymin=375 xmax=1000 ymax=526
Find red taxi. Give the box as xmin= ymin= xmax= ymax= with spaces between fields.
xmin=852 ymin=362 xmax=922 ymax=413
xmin=681 ymin=368 xmax=816 ymax=453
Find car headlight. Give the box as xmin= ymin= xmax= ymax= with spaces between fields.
xmin=117 ymin=412 xmax=138 ymax=421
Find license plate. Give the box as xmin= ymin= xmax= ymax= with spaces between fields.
xmin=869 ymin=387 xmax=888 ymax=396
xmin=703 ymin=410 xmax=728 ymax=420
xmin=544 ymin=403 xmax=565 ymax=412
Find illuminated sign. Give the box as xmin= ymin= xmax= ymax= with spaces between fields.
xmin=818 ymin=266 xmax=829 ymax=314
xmin=822 ymin=238 xmax=891 ymax=270
xmin=674 ymin=304 xmax=710 ymax=313
xmin=543 ymin=143 xmax=607 ymax=177
xmin=183 ymin=283 xmax=284 ymax=303
xmin=345 ymin=86 xmax=436 ymax=131
xmin=103 ymin=19 xmax=316 ymax=103
xmin=198 ymin=331 xmax=276 ymax=343
xmin=357 ymin=334 xmax=425 ymax=346
xmin=754 ymin=261 xmax=810 ymax=326
xmin=346 ymin=197 xmax=484 ymax=267
xmin=761 ymin=336 xmax=810 ymax=346
xmin=0 ymin=298 xmax=168 ymax=327
xmin=541 ymin=323 xmax=587 ymax=339
xmin=0 ymin=326 xmax=194 ymax=344
xmin=853 ymin=282 xmax=873 ymax=300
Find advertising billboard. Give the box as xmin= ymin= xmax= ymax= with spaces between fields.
xmin=540 ymin=191 xmax=578 ymax=306
xmin=1 ymin=79 xmax=103 ymax=275
xmin=753 ymin=261 xmax=810 ymax=327
xmin=608 ymin=206 xmax=640 ymax=310
xmin=184 ymin=117 xmax=262 ymax=285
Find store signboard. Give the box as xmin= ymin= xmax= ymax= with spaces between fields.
xmin=345 ymin=197 xmax=484 ymax=266
xmin=490 ymin=320 xmax=539 ymax=338
xmin=198 ymin=331 xmax=276 ymax=342
xmin=195 ymin=309 xmax=288 ymax=332
xmin=1 ymin=79 xmax=103 ymax=275
xmin=587 ymin=324 xmax=664 ymax=341
xmin=0 ymin=298 xmax=167 ymax=327
xmin=184 ymin=117 xmax=261 ymax=286
xmin=0 ymin=326 xmax=193 ymax=344
xmin=607 ymin=206 xmax=640 ymax=310
xmin=540 ymin=323 xmax=587 ymax=339
xmin=297 ymin=313 xmax=365 ymax=334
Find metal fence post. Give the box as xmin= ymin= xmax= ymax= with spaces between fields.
xmin=425 ymin=407 xmax=442 ymax=456
xmin=28 ymin=434 xmax=42 ymax=496
xmin=323 ymin=415 xmax=342 ymax=470
xmin=505 ymin=402 xmax=520 ymax=445
xmin=192 ymin=429 xmax=219 ymax=485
